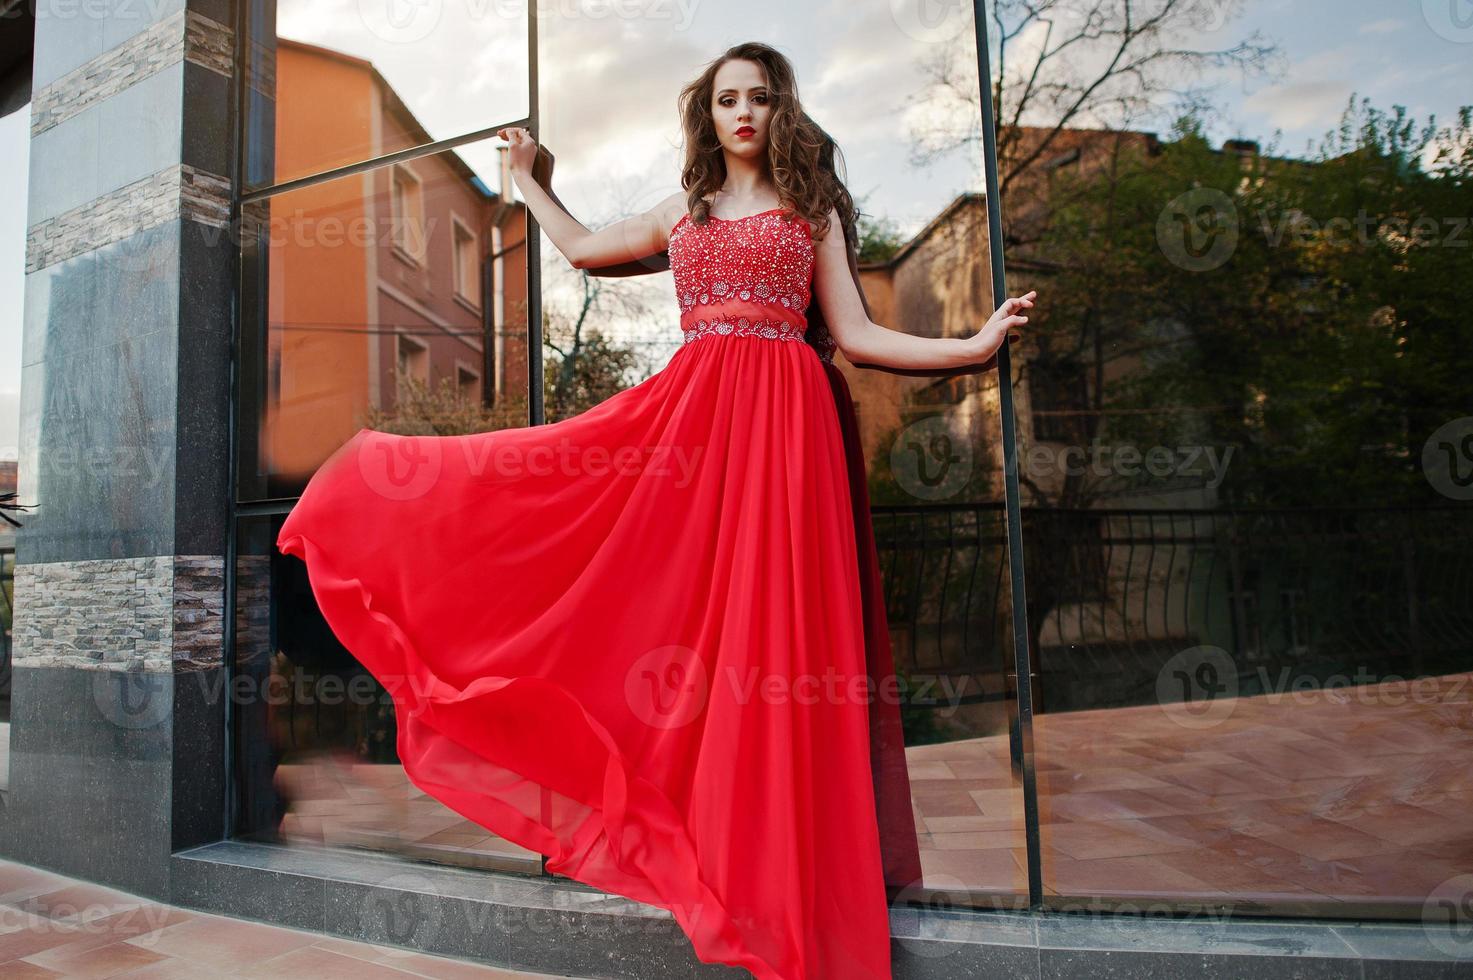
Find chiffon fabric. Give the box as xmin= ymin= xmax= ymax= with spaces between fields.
xmin=276 ymin=206 xmax=919 ymax=979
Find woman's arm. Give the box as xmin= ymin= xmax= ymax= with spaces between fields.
xmin=811 ymin=206 xmax=1033 ymax=371
xmin=499 ymin=127 xmax=682 ymax=270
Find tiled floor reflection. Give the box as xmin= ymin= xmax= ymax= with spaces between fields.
xmin=904 ymin=738 xmax=1029 ymax=899
xmin=275 ymin=749 xmax=541 ymax=873
xmin=270 ymin=671 xmax=1471 ymax=914
xmin=1033 ymin=669 xmax=1473 ymax=908
xmin=0 ymin=858 xmax=585 ymax=978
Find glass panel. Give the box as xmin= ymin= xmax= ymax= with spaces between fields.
xmin=238 ymin=138 xmax=530 ymax=502
xmin=854 ymin=200 xmax=1030 ymax=908
xmin=997 ymin=1 xmax=1473 ymax=916
xmin=0 ymin=100 xmax=28 ymax=798
xmin=234 ymin=513 xmax=542 ymax=871
xmin=243 ymin=0 xmax=530 ymax=190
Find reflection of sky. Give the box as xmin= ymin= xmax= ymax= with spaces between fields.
xmin=1 ymin=107 xmax=26 ymax=458
xmin=283 ymin=0 xmax=1473 ymax=348
xmin=0 ymin=2 xmax=1468 ymax=424
xmin=273 ymin=1 xmax=1473 ymax=241
xmin=1214 ymin=1 xmax=1469 ymax=159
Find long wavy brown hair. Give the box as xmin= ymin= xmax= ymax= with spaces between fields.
xmin=676 ymin=42 xmax=858 ymax=247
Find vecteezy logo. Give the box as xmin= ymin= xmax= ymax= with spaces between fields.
xmin=890 ymin=415 xmax=973 ymax=501
xmin=97 ymin=214 xmax=180 ymax=277
xmin=359 ymin=0 xmax=444 ymax=44
xmin=92 ymin=668 xmax=172 ymax=731
xmin=888 ymin=0 xmax=972 ymax=44
xmin=363 ymin=872 xmax=446 ymax=946
xmin=890 ymin=873 xmax=969 ymax=959
xmin=1421 ymin=417 xmax=1473 ymax=501
xmin=1423 ymin=0 xmax=1473 ymax=43
xmin=1156 ymin=644 xmax=1239 ymax=729
xmin=625 ymin=644 xmax=709 ymax=730
xmin=1422 ymin=873 xmax=1473 ymax=957
xmin=356 ymin=429 xmax=444 ymax=502
xmin=1156 ymin=188 xmax=1239 ymax=272
xmin=1186 ymin=0 xmax=1234 ymax=33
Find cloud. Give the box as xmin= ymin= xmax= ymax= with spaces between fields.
xmin=1239 ymin=46 xmax=1358 ymax=132
xmin=1244 ymin=79 xmax=1354 ymax=131
xmin=1357 ymin=19 xmax=1402 ymax=36
xmin=277 ymin=0 xmax=532 ymax=151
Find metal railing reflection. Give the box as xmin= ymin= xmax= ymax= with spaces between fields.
xmin=872 ymin=504 xmax=1473 ymax=718
xmin=260 ymin=503 xmax=1471 ymax=747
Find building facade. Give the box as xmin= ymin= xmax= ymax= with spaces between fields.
xmin=0 ymin=4 xmax=1469 ymax=978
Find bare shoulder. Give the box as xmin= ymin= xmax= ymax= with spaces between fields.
xmin=814 ymin=206 xmax=845 ymax=247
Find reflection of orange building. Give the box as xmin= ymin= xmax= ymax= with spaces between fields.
xmin=264 ymin=39 xmax=528 ymax=483
xmin=840 ymin=193 xmax=1006 ymax=501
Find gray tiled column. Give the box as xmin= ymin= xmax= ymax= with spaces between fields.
xmin=1 ymin=0 xmax=236 ymax=899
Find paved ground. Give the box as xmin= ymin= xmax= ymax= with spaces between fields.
xmin=0 ymin=857 xmax=586 ymax=979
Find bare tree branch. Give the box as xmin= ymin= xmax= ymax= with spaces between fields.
xmin=906 ymin=0 xmax=1279 ymax=197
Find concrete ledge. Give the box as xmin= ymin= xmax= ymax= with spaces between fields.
xmin=171 ymin=841 xmax=1472 ymax=979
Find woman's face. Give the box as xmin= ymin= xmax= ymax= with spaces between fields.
xmin=711 ymin=59 xmax=771 ymax=159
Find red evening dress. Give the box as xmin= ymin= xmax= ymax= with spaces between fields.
xmin=276 ymin=207 xmax=901 ymax=979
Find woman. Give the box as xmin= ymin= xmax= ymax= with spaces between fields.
xmin=278 ymin=41 xmax=1033 ymax=980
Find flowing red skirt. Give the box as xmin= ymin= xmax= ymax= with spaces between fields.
xmin=277 ymin=333 xmax=920 ymax=979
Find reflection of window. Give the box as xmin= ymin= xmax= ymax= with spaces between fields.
xmin=452 ymin=215 xmax=480 ymax=307
xmin=396 ymin=333 xmax=429 ymax=385
xmin=1030 ymin=359 xmax=1090 ymax=443
xmin=457 ymin=363 xmax=479 ymax=401
xmin=391 ymin=165 xmax=427 ymax=263
xmin=1044 ymin=146 xmax=1081 ymax=171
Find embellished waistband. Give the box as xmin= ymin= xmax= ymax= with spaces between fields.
xmin=681 ymin=316 xmax=808 ymax=345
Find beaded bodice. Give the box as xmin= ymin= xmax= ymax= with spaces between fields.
xmin=668 ymin=208 xmax=816 ymax=348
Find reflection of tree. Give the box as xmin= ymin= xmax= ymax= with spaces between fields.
xmin=1041 ymin=100 xmax=1473 ymax=510
xmin=545 ymin=327 xmax=643 ymax=423
xmin=363 ymin=374 xmax=528 ymax=436
xmin=897 ymin=0 xmax=1471 ymax=693
xmin=854 ymin=193 xmax=908 ymax=263
xmin=905 ymin=0 xmax=1278 ymax=291
xmin=543 ymin=269 xmax=655 ymax=422
xmin=0 ymin=493 xmax=25 ymax=529
xmin=996 ymin=99 xmax=1473 ymax=696
xmin=865 ymin=417 xmax=1002 ymax=507
xmin=909 ymin=0 xmax=1277 ymax=202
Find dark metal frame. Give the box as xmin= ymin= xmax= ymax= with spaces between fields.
xmin=970 ymin=0 xmax=1042 ymax=907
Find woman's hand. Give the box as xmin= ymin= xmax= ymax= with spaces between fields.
xmin=968 ymin=289 xmax=1035 ymax=361
xmin=496 ymin=126 xmax=538 ymax=176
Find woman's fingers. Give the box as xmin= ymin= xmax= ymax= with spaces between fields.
xmin=990 ymin=296 xmax=1033 ymax=328
xmin=999 ymin=293 xmax=1035 ymax=315
xmin=1007 ymin=300 xmax=1031 ymax=343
